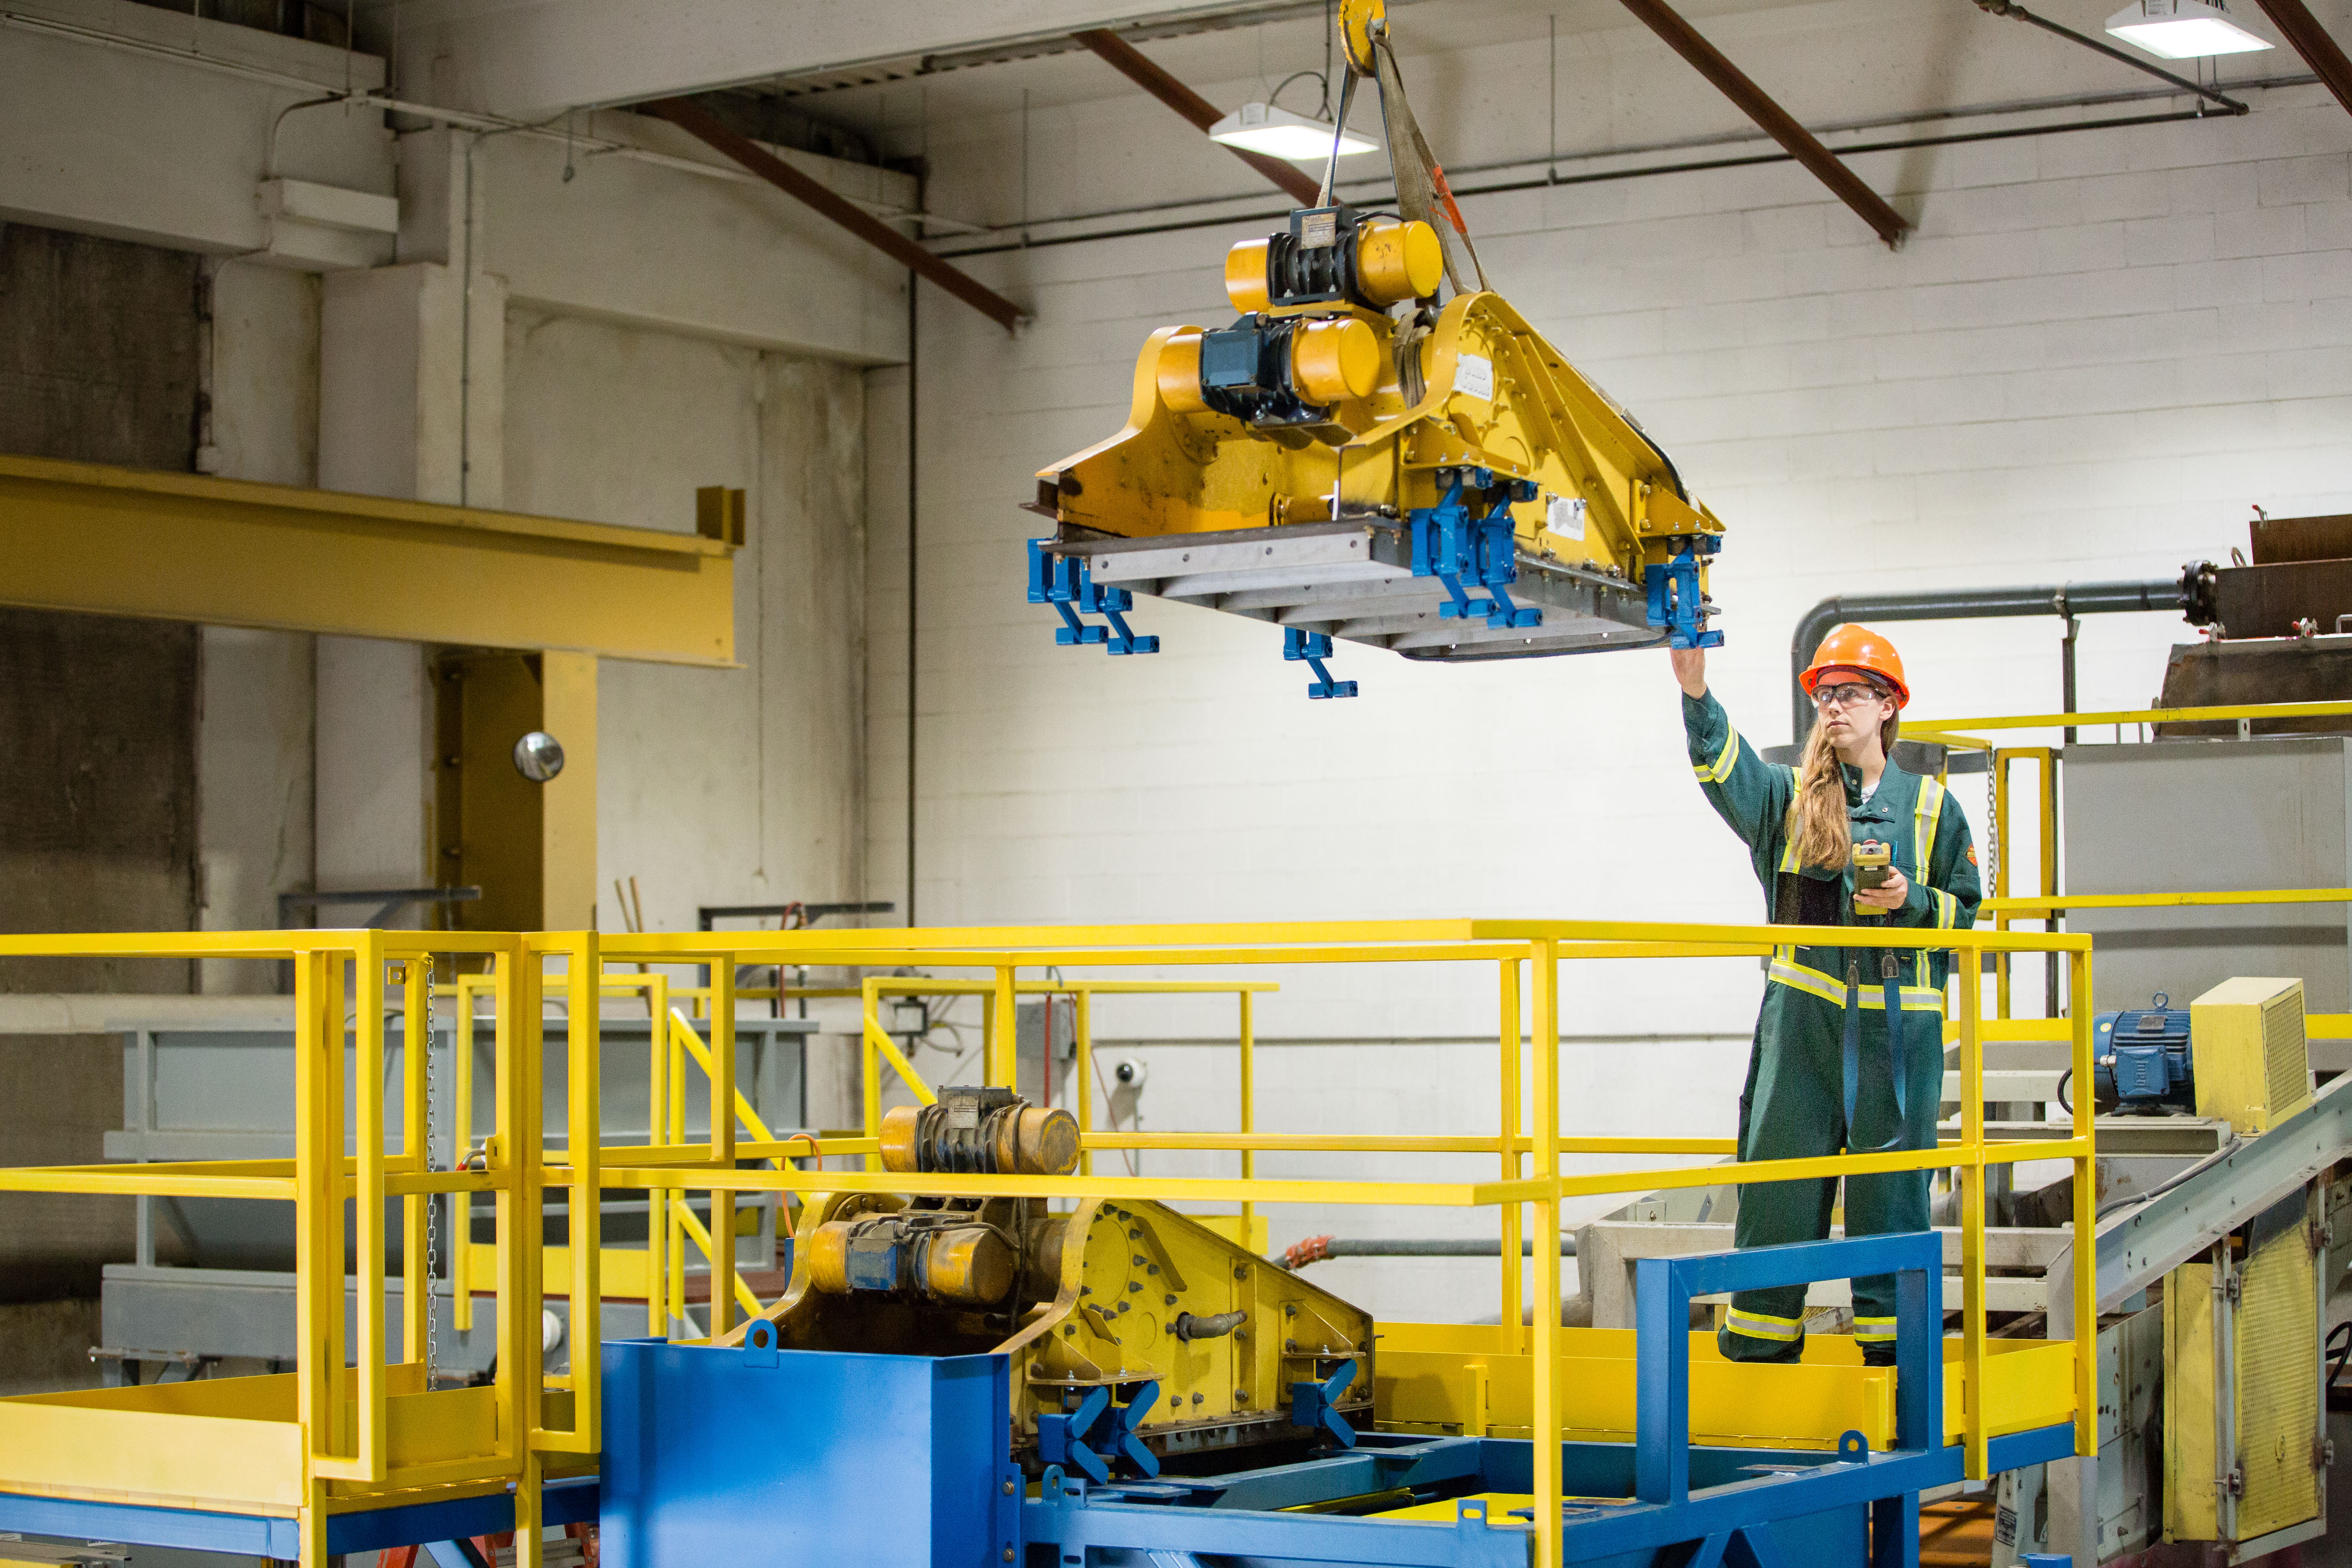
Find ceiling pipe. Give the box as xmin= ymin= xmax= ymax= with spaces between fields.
xmin=2247 ymin=0 xmax=2352 ymax=116
xmin=1072 ymin=28 xmax=1326 ymax=206
xmin=1971 ymin=1 xmax=2247 ymax=114
xmin=1613 ymin=0 xmax=1911 ymax=248
xmin=1788 ymin=577 xmax=2189 ymax=742
xmin=647 ymin=96 xmax=1028 ymax=334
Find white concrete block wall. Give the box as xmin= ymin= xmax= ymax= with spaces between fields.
xmin=868 ymin=11 xmax=2352 ymax=1299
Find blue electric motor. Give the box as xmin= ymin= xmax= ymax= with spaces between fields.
xmin=2091 ymin=992 xmax=2194 ymax=1113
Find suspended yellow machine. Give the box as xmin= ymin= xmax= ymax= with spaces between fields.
xmin=1026 ymin=0 xmax=1726 ymax=695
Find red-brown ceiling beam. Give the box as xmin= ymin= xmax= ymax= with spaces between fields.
xmin=1072 ymin=29 xmax=1327 ymax=207
xmin=2248 ymin=0 xmax=2352 ymax=117
xmin=1614 ymin=0 xmax=1910 ymax=248
xmin=646 ymin=96 xmax=1025 ymax=334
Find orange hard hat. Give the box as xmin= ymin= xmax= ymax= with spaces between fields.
xmin=1801 ymin=624 xmax=1909 ymax=708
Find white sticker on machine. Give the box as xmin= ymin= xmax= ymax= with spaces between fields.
xmin=1547 ymin=492 xmax=1588 ymax=541
xmin=1454 ymin=352 xmax=1494 ymax=401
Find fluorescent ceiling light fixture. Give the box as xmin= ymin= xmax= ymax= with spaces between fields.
xmin=2104 ymin=0 xmax=2274 ymax=58
xmin=1207 ymin=102 xmax=1378 ymax=161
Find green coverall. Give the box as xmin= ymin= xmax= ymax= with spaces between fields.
xmin=1683 ymin=689 xmax=1981 ymax=1363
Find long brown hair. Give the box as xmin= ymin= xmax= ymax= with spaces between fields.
xmin=1787 ymin=695 xmax=1900 ymax=871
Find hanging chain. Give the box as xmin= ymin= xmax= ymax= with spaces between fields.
xmin=1983 ymin=760 xmax=2002 ymax=898
xmin=423 ymin=955 xmax=440 ymax=1385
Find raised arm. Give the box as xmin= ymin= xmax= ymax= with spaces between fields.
xmin=1676 ymin=649 xmax=1794 ymax=852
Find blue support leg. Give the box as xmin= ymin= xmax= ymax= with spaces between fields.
xmin=1288 ymin=1360 xmax=1360 ymax=1447
xmin=1644 ymin=538 xmax=1725 ymax=650
xmin=1282 ymin=628 xmax=1358 ymax=699
xmin=1028 ymin=538 xmax=1156 ymax=654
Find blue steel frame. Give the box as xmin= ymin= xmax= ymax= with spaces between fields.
xmin=1023 ymin=1235 xmax=2076 ymax=1568
xmin=0 ymin=1479 xmax=600 ymax=1560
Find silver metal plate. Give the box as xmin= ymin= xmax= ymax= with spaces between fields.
xmin=1060 ymin=523 xmax=1661 ymax=663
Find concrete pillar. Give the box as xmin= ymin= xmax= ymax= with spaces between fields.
xmin=315 ymin=260 xmax=505 ymax=913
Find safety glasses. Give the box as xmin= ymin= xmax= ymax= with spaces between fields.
xmin=1812 ymin=681 xmax=1889 ymax=710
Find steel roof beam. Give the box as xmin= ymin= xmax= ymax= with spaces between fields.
xmin=2248 ymin=0 xmax=2352 ymax=117
xmin=646 ymin=96 xmax=1028 ymax=334
xmin=1072 ymin=28 xmax=1325 ymax=207
xmin=1614 ymin=0 xmax=1911 ymax=248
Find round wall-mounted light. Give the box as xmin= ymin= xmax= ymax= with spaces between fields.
xmin=513 ymin=731 xmax=566 ymax=782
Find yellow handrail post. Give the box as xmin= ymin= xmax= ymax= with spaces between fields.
xmin=2039 ymin=749 xmax=2060 ymax=1016
xmin=353 ymin=935 xmax=388 ymax=1483
xmin=990 ymin=965 xmax=1018 ymax=1088
xmin=1958 ymin=936 xmax=1989 ymax=1481
xmin=1530 ymin=938 xmax=1562 ymax=1568
xmin=452 ymin=976 xmax=481 ymax=1332
xmin=1238 ymin=989 xmax=1255 ymax=1237
xmin=667 ymin=1011 xmax=687 ymax=1332
xmin=506 ymin=945 xmax=547 ymax=1470
xmin=861 ymin=979 xmax=884 ymax=1173
xmin=1075 ymin=989 xmax=1094 ymax=1177
xmin=646 ymin=972 xmax=670 ymax=1339
xmin=707 ymin=958 xmax=736 ymax=1339
xmin=400 ymin=957 xmax=428 ymax=1371
xmin=1499 ymin=956 xmax=1524 ymax=1349
xmin=2071 ymin=946 xmax=2098 ymax=1458
xmin=292 ymin=947 xmax=345 ymax=1480
xmin=560 ymin=933 xmax=602 ymax=1452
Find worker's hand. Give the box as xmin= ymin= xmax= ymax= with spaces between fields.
xmin=1854 ymin=865 xmax=1909 ymax=911
xmin=1670 ymin=646 xmax=1707 ymax=698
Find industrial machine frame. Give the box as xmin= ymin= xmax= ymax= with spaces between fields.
xmin=0 ymin=916 xmax=2091 ymax=1568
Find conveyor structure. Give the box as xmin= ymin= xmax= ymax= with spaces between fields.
xmin=1025 ymin=0 xmax=1726 ymax=697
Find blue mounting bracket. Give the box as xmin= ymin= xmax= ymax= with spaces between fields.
xmin=1408 ymin=470 xmax=1542 ymax=632
xmin=1283 ymin=628 xmax=1357 ymax=699
xmin=1027 ymin=539 xmax=1160 ymax=656
xmin=1643 ymin=535 xmax=1724 ymax=650
xmin=1288 ymin=1360 xmax=1360 ymax=1448
xmin=1036 ymin=1379 xmax=1163 ymax=1484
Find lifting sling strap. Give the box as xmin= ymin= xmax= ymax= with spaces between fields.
xmin=1841 ymin=953 xmax=1913 ymax=1154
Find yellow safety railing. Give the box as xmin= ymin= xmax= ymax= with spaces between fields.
xmin=0 ymin=918 xmax=2093 ymax=1568
xmin=0 ymin=930 xmax=601 ymax=1568
xmin=590 ymin=915 xmax=2095 ymax=1568
xmin=1907 ymin=699 xmax=2352 ymax=1035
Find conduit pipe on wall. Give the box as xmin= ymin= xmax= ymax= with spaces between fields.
xmin=1788 ymin=577 xmax=2188 ymax=742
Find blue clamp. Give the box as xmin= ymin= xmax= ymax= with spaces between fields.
xmin=1408 ymin=470 xmax=1542 ymax=632
xmin=1288 ymin=1359 xmax=1359 ymax=1448
xmin=1644 ymin=535 xmax=1723 ymax=650
xmin=1036 ymin=1379 xmax=1162 ymax=1484
xmin=1282 ymin=628 xmax=1357 ymax=699
xmin=1027 ymin=539 xmax=1159 ymax=656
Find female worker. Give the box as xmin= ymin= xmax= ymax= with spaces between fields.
xmin=1673 ymin=625 xmax=1980 ymax=1365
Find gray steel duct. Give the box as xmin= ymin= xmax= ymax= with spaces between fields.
xmin=1788 ymin=576 xmax=2189 ymax=741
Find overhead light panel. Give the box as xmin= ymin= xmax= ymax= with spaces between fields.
xmin=2104 ymin=0 xmax=2274 ymax=58
xmin=1207 ymin=102 xmax=1378 ymax=161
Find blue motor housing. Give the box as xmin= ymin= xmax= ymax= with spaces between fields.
xmin=2091 ymin=994 xmax=2193 ymax=1113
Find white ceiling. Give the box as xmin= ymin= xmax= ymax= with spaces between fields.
xmin=356 ymin=0 xmax=2296 ymax=147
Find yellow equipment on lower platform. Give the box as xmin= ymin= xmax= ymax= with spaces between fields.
xmin=730 ymin=1087 xmax=1374 ymax=1465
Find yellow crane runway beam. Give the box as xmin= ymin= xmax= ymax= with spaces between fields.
xmin=0 ymin=455 xmax=737 ymax=666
